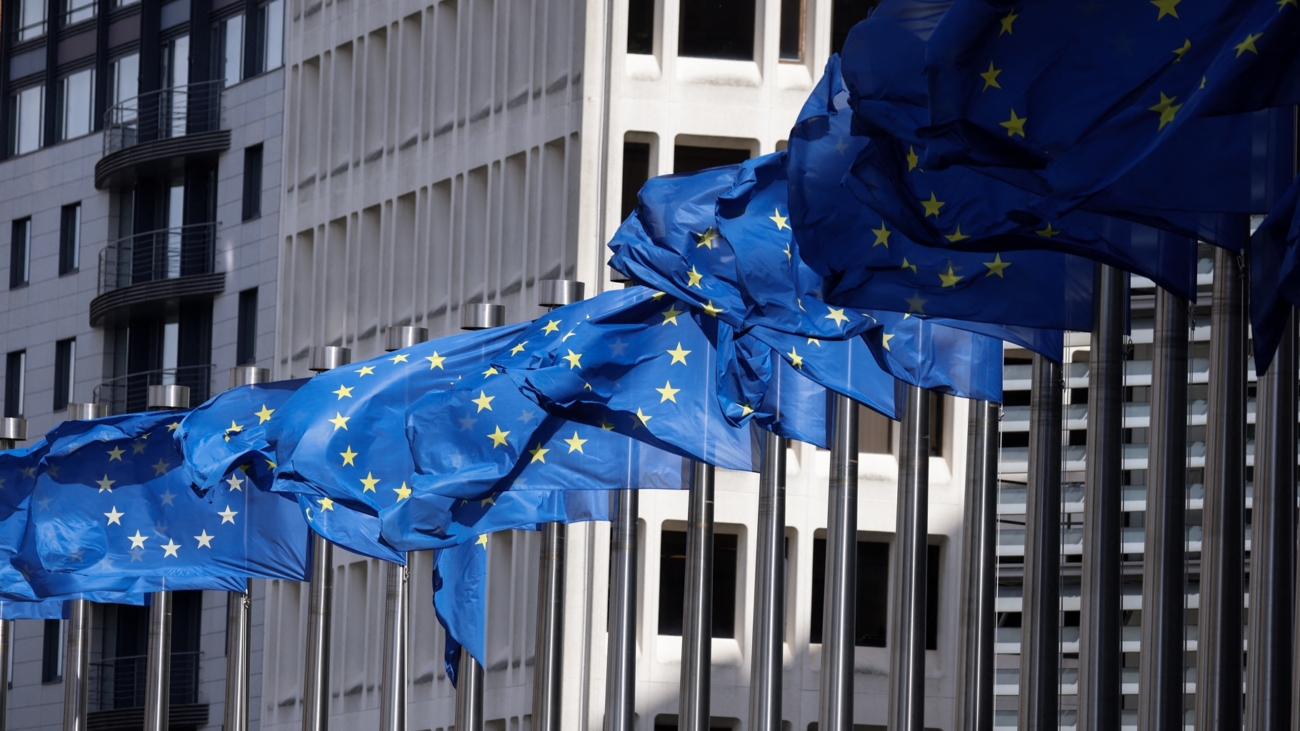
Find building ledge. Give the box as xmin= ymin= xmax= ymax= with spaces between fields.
xmin=94 ymin=130 xmax=231 ymax=189
xmin=89 ymin=271 xmax=225 ymax=327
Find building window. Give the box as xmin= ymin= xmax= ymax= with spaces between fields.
xmin=109 ymin=54 xmax=140 ymax=109
xmin=859 ymin=404 xmax=892 ymax=454
xmin=63 ymin=0 xmax=95 ymax=25
xmin=113 ymin=0 xmax=138 ymax=7
xmin=831 ymin=0 xmax=880 ymax=55
xmin=216 ymin=14 xmax=246 ymax=87
xmin=929 ymin=393 xmax=945 ymax=457
xmin=10 ymin=218 xmax=31 ymax=288
xmin=627 ymin=0 xmax=654 ymax=54
xmin=678 ymin=0 xmax=754 ymax=60
xmin=673 ymin=144 xmax=750 ymax=175
xmin=621 ymin=140 xmax=651 ymax=221
xmin=53 ymin=339 xmax=76 ymax=412
xmin=810 ymin=539 xmax=940 ymax=650
xmin=41 ymin=619 xmax=63 ymax=683
xmin=657 ymin=529 xmax=740 ymax=638
xmin=257 ymin=0 xmax=285 ymax=73
xmin=59 ymin=203 xmax=80 ymax=274
xmin=59 ymin=69 xmax=95 ymax=142
xmin=17 ymin=0 xmax=47 ymax=41
xmin=4 ymin=351 xmax=25 ymax=418
xmin=237 ymin=288 xmax=258 ymax=365
xmin=779 ymin=0 xmax=803 ymax=60
xmin=242 ymin=144 xmax=263 ymax=220
xmin=9 ymin=85 xmax=44 ymax=156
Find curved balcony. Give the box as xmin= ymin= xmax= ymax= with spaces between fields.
xmin=89 ymin=223 xmax=225 ymax=327
xmin=95 ymin=81 xmax=231 ymax=189
xmin=94 ymin=365 xmax=214 ymax=415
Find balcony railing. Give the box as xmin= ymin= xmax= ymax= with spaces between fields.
xmin=89 ymin=651 xmax=201 ymax=711
xmin=98 ymin=223 xmax=217 ymax=296
xmin=103 ymin=80 xmax=224 ymax=156
xmin=94 ymin=365 xmax=213 ymax=415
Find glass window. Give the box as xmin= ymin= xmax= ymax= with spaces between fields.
xmin=59 ymin=203 xmax=80 ymax=274
xmin=242 ymin=144 xmax=263 ymax=220
xmin=10 ymin=218 xmax=31 ymax=288
xmin=810 ymin=539 xmax=940 ymax=649
xmin=60 ymin=69 xmax=95 ymax=141
xmin=217 ymin=14 xmax=245 ymax=87
xmin=627 ymin=0 xmax=654 ymax=54
xmin=53 ymin=338 xmax=75 ymax=412
xmin=64 ymin=0 xmax=95 ymax=25
xmin=673 ymin=144 xmax=750 ymax=174
xmin=261 ymin=0 xmax=284 ymax=71
xmin=656 ymin=529 xmax=740 ymax=638
xmin=113 ymin=0 xmax=139 ymax=7
xmin=9 ymin=85 xmax=44 ymax=156
xmin=779 ymin=0 xmax=803 ymax=60
xmin=621 ymin=140 xmax=650 ymax=221
xmin=18 ymin=0 xmax=47 ymax=41
xmin=41 ymin=619 xmax=63 ymax=683
xmin=237 ymin=288 xmax=258 ymax=364
xmin=678 ymin=0 xmax=754 ymax=60
xmin=109 ymin=54 xmax=140 ymax=107
xmin=4 ymin=351 xmax=25 ymax=418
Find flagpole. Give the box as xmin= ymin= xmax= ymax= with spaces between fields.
xmin=1078 ymin=263 xmax=1126 ymax=731
xmin=1137 ymin=289 xmax=1189 ymax=731
xmin=954 ymin=400 xmax=997 ymax=731
xmin=453 ymin=304 xmax=505 ymax=731
xmin=1019 ymin=352 xmax=1062 ymax=731
xmin=749 ymin=430 xmax=786 ymax=731
xmin=1197 ymin=250 xmax=1246 ymax=731
xmin=303 ymin=345 xmax=351 ymax=731
xmin=1246 ymin=308 xmax=1295 ymax=730
xmin=224 ymin=366 xmax=272 ymax=731
xmin=0 ymin=416 xmax=27 ymax=731
xmin=142 ymin=384 xmax=191 ymax=731
xmin=824 ymin=393 xmax=861 ymax=731
xmin=61 ymin=403 xmax=107 ymax=731
xmin=887 ymin=387 xmax=925 ymax=731
xmin=679 ymin=460 xmax=716 ymax=731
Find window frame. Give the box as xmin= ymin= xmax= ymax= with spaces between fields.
xmin=241 ymin=144 xmax=263 ymax=221
xmin=53 ymin=338 xmax=76 ymax=412
xmin=58 ymin=68 xmax=96 ymax=142
xmin=236 ymin=288 xmax=258 ymax=365
xmin=10 ymin=218 xmax=32 ymax=289
xmin=4 ymin=350 xmax=27 ymax=419
xmin=9 ymin=84 xmax=45 ymax=156
xmin=59 ymin=203 xmax=81 ymax=275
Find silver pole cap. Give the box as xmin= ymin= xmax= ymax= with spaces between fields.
xmin=538 ymin=280 xmax=585 ymax=309
xmin=67 ymin=402 xmax=110 ymax=420
xmin=385 ymin=326 xmax=430 ymax=352
xmin=147 ymin=384 xmax=191 ymax=410
xmin=309 ymin=346 xmax=352 ymax=372
xmin=609 ymin=266 xmax=633 ymax=285
xmin=0 ymin=417 xmax=27 ymax=442
xmin=229 ymin=366 xmax=272 ymax=389
xmin=460 ymin=303 xmax=506 ymax=331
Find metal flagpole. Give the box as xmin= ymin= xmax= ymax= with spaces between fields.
xmin=1246 ymin=308 xmax=1295 ymax=730
xmin=303 ymin=345 xmax=351 ymax=731
xmin=61 ymin=402 xmax=108 ymax=731
xmin=1019 ymin=353 xmax=1062 ymax=731
xmin=1137 ymin=289 xmax=1189 ymax=731
xmin=533 ymin=280 xmax=584 ymax=731
xmin=679 ymin=461 xmax=716 ymax=731
xmin=1197 ymin=250 xmax=1246 ymax=731
xmin=749 ymin=431 xmax=787 ymax=731
xmin=955 ymin=401 xmax=997 ymax=731
xmin=0 ymin=416 xmax=28 ymax=731
xmin=823 ymin=394 xmax=861 ymax=731
xmin=888 ymin=387 xmax=927 ymax=731
xmin=1078 ymin=263 xmax=1126 ymax=731
xmin=142 ymin=384 xmax=191 ymax=731
xmin=452 ymin=304 xmax=505 ymax=731
xmin=224 ymin=366 xmax=273 ymax=731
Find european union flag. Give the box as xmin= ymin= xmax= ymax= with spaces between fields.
xmin=434 ymin=537 xmax=487 ymax=687
xmin=1250 ymin=175 xmax=1300 ymax=373
xmin=268 ymin=323 xmax=528 ymax=562
xmin=1195 ymin=0 xmax=1300 ymax=116
xmin=863 ymin=310 xmax=1006 ymax=402
xmin=17 ymin=411 xmax=309 ymax=597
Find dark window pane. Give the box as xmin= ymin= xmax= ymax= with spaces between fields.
xmin=627 ymin=0 xmax=654 ymax=54
xmin=242 ymin=144 xmax=264 ymax=221
xmin=713 ymin=533 xmax=737 ymax=638
xmin=859 ymin=403 xmax=891 ymax=454
xmin=658 ymin=530 xmax=687 ymax=635
xmin=779 ymin=0 xmax=803 ymax=60
xmin=4 ymin=351 xmax=25 ymax=418
xmin=41 ymin=619 xmax=61 ymax=683
xmin=237 ymin=288 xmax=259 ymax=365
xmin=855 ymin=541 xmax=889 ymax=647
xmin=53 ymin=338 xmax=75 ymax=412
xmin=929 ymin=393 xmax=944 ymax=456
xmin=621 ymin=141 xmax=651 ymax=221
xmin=810 ymin=537 xmax=825 ymax=643
xmin=926 ymin=544 xmax=940 ymax=650
xmin=10 ymin=218 xmax=31 ymax=288
xmin=678 ymin=0 xmax=755 ymax=60
xmin=59 ymin=203 xmax=81 ymax=274
xmin=673 ymin=145 xmax=750 ymax=175
xmin=831 ymin=0 xmax=881 ymax=55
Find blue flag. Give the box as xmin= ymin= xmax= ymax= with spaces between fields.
xmin=16 ymin=412 xmax=309 ymax=597
xmin=268 ymin=324 xmax=528 ymax=562
xmin=1250 ymin=174 xmax=1300 ymax=373
xmin=1194 ymin=0 xmax=1300 ymax=116
xmin=433 ymin=537 xmax=487 ymax=687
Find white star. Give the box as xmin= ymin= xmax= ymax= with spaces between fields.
xmin=128 ymin=531 xmax=149 ymax=549
xmin=159 ymin=490 xmax=177 ymax=506
xmin=194 ymin=531 xmax=214 ymax=549
xmin=610 ymin=339 xmax=629 ymax=356
xmin=104 ymin=507 xmax=124 ymax=526
xmin=129 ymin=548 xmax=145 ymax=563
xmin=153 ymin=522 xmax=168 ymax=535
xmin=219 ymin=506 xmax=238 ymax=524
xmin=517 ymin=409 xmax=538 ymax=424
xmin=100 ymin=556 xmax=116 ymax=571
xmin=226 ymin=474 xmax=244 ymax=491
xmin=457 ymin=415 xmax=477 ymax=431
xmin=161 ymin=539 xmax=181 ymax=558
xmin=35 ymin=496 xmax=51 ymax=511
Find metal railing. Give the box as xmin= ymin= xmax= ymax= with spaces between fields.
xmin=89 ymin=651 xmax=201 ymax=711
xmin=103 ymin=80 xmax=224 ymax=155
xmin=94 ymin=365 xmax=213 ymax=415
xmin=97 ymin=222 xmax=217 ymax=296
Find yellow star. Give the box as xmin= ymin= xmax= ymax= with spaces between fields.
xmin=1281 ymin=0 xmax=1298 ymax=8
xmin=542 ymin=319 xmax=561 ymax=335
xmin=475 ymin=534 xmax=489 ymax=548
xmin=921 ymin=193 xmax=945 ymax=218
xmin=787 ymin=348 xmax=804 ymax=369
xmin=901 ymin=258 xmax=918 ymax=273
xmin=481 ymin=495 xmax=496 ymax=507
xmin=740 ymin=404 xmax=754 ymax=416
xmin=131 ymin=439 xmax=148 ymax=454
xmin=152 ymin=458 xmax=170 ymax=476
xmin=167 ymin=422 xmax=180 ymax=432
xmin=528 ymin=443 xmax=550 ymax=463
xmin=394 ymin=482 xmax=412 ymax=500
xmin=999 ymin=10 xmax=1018 ymax=34
xmin=906 ymin=146 xmax=920 ymax=171
xmin=656 ymin=381 xmax=681 ymax=403
xmin=471 ymin=390 xmax=495 ymax=412
xmin=702 ymin=301 xmax=723 ymax=317
xmin=667 ymin=343 xmax=691 ymax=365
xmin=329 ymin=413 xmax=349 ymax=430
xmin=360 ymin=472 xmax=380 ymax=493
xmin=980 ymin=61 xmax=1002 ymax=91
xmin=882 ymin=333 xmax=895 ymax=351
xmin=488 ymin=425 xmax=510 ymax=447
xmin=1235 ymin=32 xmax=1262 ymax=57
xmin=563 ymin=350 xmax=583 ymax=369
xmin=826 ymin=307 xmax=850 ymax=327
xmin=255 ymin=405 xmax=275 ymax=423
xmin=564 ymin=432 xmax=587 ymax=453
xmin=807 ymin=337 xmax=821 ymax=346
xmin=426 ymin=352 xmax=446 ymax=369
xmin=599 ymin=420 xmax=615 ymax=431
xmin=1151 ymin=0 xmax=1180 ymax=20
xmin=355 ymin=366 xmax=375 ymax=377
xmin=96 ymin=475 xmax=116 ymax=493
xmin=1036 ymin=223 xmax=1061 ymax=237
xmin=389 ymin=353 xmax=409 ymax=364
xmin=905 ymin=293 xmax=928 ymax=313
xmin=510 ymin=341 xmax=528 ymax=355
xmin=696 ymin=228 xmax=718 ymax=249
xmin=769 ymin=207 xmax=790 ymax=230
xmin=945 ymin=226 xmax=971 ymax=242
xmin=872 ymin=223 xmax=891 ymax=247
xmin=783 ymin=244 xmax=792 ymax=260
xmin=333 ymin=384 xmax=353 ymax=399
xmin=319 ymin=497 xmax=335 ymax=511
xmin=107 ymin=446 xmax=125 ymax=461
xmin=340 ymin=446 xmax=358 ymax=466
xmin=1172 ymin=38 xmax=1191 ymax=61
xmin=939 ymin=266 xmax=964 ymax=288
xmin=1148 ymin=92 xmax=1182 ymax=130
xmin=999 ymin=109 xmax=1027 ymax=138
xmin=635 ymin=408 xmax=652 ymax=426
xmin=104 ymin=507 xmax=124 ymax=525
xmin=686 ymin=266 xmax=704 ymax=288
xmin=984 ymin=253 xmax=1012 ymax=278
xmin=661 ymin=306 xmax=683 ymax=326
